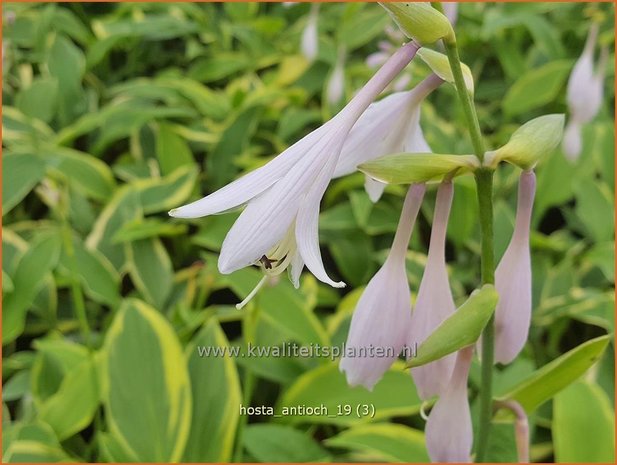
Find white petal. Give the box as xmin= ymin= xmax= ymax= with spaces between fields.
xmin=169 ymin=125 xmax=324 ymax=218
xmin=218 ymin=125 xmax=337 ymax=274
xmin=295 ymin=135 xmax=347 ymax=288
xmin=402 ymin=105 xmax=431 ymax=153
xmin=340 ymin=261 xmax=412 ymax=390
xmin=334 ymin=91 xmax=414 ymax=177
xmin=425 ymin=347 xmax=473 ymax=463
xmin=364 ymin=175 xmax=386 ymax=202
xmin=334 ymin=74 xmax=441 ymax=178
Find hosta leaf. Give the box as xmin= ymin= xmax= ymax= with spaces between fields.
xmin=2 ymin=153 xmax=46 ymax=215
xmin=2 ymin=232 xmax=62 ymax=344
xmin=86 ymin=188 xmax=142 ymax=271
xmin=39 ymin=357 xmax=99 ymax=440
xmin=243 ymin=424 xmax=331 ymax=462
xmin=112 ymin=218 xmax=187 ymax=243
xmin=277 ymin=362 xmax=422 ymax=426
xmin=183 ymin=320 xmax=241 ymax=462
xmin=326 ymin=423 xmax=430 ymax=462
xmin=553 ymin=381 xmax=615 ymax=462
xmin=503 ymin=60 xmax=571 ymax=116
xmin=126 ymin=238 xmax=173 ymax=310
xmin=497 ymin=335 xmax=611 ymax=412
xmin=102 ymin=299 xmax=192 ymax=462
xmin=46 ymin=147 xmax=116 ymax=201
xmin=134 ymin=165 xmax=198 ymax=214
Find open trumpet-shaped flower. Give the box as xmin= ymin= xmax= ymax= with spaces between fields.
xmin=340 ymin=184 xmax=425 ymax=390
xmin=425 ymin=346 xmax=474 ymax=463
xmin=333 ymin=74 xmax=443 ymax=201
xmin=564 ymin=23 xmax=607 ymax=161
xmin=409 ymin=181 xmax=457 ymax=399
xmin=170 ymin=41 xmax=420 ymax=302
xmin=494 ymin=170 xmax=535 ymax=364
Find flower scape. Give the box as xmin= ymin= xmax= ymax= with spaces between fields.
xmin=2 ymin=2 xmax=614 ymax=464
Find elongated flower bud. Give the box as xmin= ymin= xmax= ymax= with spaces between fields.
xmin=301 ymin=3 xmax=320 ymax=61
xmin=564 ymin=24 xmax=607 ymax=161
xmin=409 ymin=182 xmax=456 ymax=399
xmin=494 ymin=170 xmax=535 ymax=364
xmin=425 ymin=346 xmax=474 ymax=462
xmin=327 ymin=47 xmax=346 ymax=105
xmin=340 ymin=184 xmax=425 ymax=390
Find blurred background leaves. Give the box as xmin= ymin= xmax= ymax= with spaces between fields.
xmin=2 ymin=2 xmax=615 ymax=463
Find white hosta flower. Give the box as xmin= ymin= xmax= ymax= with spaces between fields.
xmin=301 ymin=3 xmax=320 ymax=61
xmin=170 ymin=41 xmax=420 ymax=304
xmin=340 ymin=184 xmax=425 ymax=390
xmin=425 ymin=346 xmax=474 ymax=463
xmin=333 ymin=74 xmax=443 ymax=202
xmin=564 ymin=23 xmax=607 ymax=161
xmin=494 ymin=170 xmax=535 ymax=364
xmin=409 ymin=181 xmax=457 ymax=399
xmin=327 ymin=46 xmax=346 ymax=105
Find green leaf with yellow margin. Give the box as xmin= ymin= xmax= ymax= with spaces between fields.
xmin=326 ymin=423 xmax=430 ymax=462
xmin=102 ymin=299 xmax=192 ymax=462
xmin=39 ymin=357 xmax=99 ymax=440
xmin=125 ymin=238 xmax=173 ymax=310
xmin=497 ymin=335 xmax=610 ymax=413
xmin=183 ymin=319 xmax=242 ymax=462
xmin=277 ymin=362 xmax=422 ymax=426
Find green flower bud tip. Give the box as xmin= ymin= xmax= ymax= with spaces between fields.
xmin=417 ymin=48 xmax=474 ymax=94
xmin=486 ymin=114 xmax=565 ymax=169
xmin=379 ymin=2 xmax=455 ymax=45
xmin=359 ymin=153 xmax=480 ymax=185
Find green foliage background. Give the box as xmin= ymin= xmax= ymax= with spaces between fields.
xmin=2 ymin=2 xmax=615 ymax=463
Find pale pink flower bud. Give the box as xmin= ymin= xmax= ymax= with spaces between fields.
xmin=564 ymin=24 xmax=607 ymax=160
xmin=340 ymin=184 xmax=425 ymax=390
xmin=301 ymin=3 xmax=320 ymax=61
xmin=326 ymin=47 xmax=346 ymax=105
xmin=409 ymin=181 xmax=457 ymax=399
xmin=494 ymin=170 xmax=536 ymax=364
xmin=425 ymin=346 xmax=474 ymax=463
